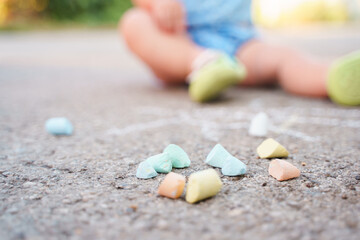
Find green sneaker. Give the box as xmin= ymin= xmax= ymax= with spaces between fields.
xmin=328 ymin=51 xmax=360 ymax=106
xmin=188 ymin=55 xmax=246 ymax=103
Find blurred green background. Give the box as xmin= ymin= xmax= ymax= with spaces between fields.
xmin=0 ymin=0 xmax=133 ymax=30
xmin=0 ymin=0 xmax=359 ymax=30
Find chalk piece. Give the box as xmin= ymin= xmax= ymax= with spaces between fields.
xmin=249 ymin=112 xmax=269 ymax=137
xmin=186 ymin=169 xmax=222 ymax=204
xmin=158 ymin=172 xmax=186 ymax=199
xmin=257 ymin=138 xmax=289 ymax=159
xmin=163 ymin=144 xmax=191 ymax=168
xmin=205 ymin=144 xmax=232 ymax=168
xmin=221 ymin=156 xmax=247 ymax=176
xmin=45 ymin=117 xmax=73 ymax=136
xmin=146 ymin=153 xmax=172 ymax=173
xmin=268 ymin=159 xmax=300 ymax=181
xmin=136 ymin=161 xmax=158 ymax=179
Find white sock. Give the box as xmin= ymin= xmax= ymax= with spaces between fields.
xmin=186 ymin=49 xmax=223 ymax=83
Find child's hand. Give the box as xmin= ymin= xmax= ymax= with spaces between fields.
xmin=152 ymin=0 xmax=186 ymax=34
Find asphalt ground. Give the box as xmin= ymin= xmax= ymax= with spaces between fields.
xmin=0 ymin=27 xmax=360 ymax=240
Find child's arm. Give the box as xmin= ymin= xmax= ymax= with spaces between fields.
xmin=132 ymin=0 xmax=185 ymax=33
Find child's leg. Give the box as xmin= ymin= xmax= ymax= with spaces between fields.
xmin=237 ymin=40 xmax=329 ymax=97
xmin=120 ymin=8 xmax=204 ymax=83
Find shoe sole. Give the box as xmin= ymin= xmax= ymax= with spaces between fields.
xmin=189 ymin=57 xmax=246 ymax=102
xmin=328 ymin=51 xmax=360 ymax=106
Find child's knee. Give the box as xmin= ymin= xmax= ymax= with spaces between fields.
xmin=119 ymin=8 xmax=151 ymax=42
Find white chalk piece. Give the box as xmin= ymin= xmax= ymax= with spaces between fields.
xmin=249 ymin=112 xmax=269 ymax=137
xmin=136 ymin=161 xmax=158 ymax=179
xmin=205 ymin=144 xmax=232 ymax=168
xmin=221 ymin=156 xmax=247 ymax=176
xmin=45 ymin=117 xmax=73 ymax=136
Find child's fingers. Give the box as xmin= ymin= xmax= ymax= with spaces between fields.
xmin=174 ymin=6 xmax=186 ymax=33
xmin=152 ymin=0 xmax=184 ymax=33
xmin=161 ymin=11 xmax=176 ymax=32
xmin=153 ymin=7 xmax=173 ymax=32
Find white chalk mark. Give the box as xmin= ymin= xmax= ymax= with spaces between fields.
xmin=106 ymin=117 xmax=180 ymax=136
xmin=201 ymin=124 xmax=220 ymax=142
xmin=279 ymin=114 xmax=299 ymax=130
xmin=269 ymin=126 xmax=320 ymax=142
xmin=107 ymin=105 xmax=359 ymax=142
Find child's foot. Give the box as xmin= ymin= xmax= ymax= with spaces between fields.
xmin=188 ymin=51 xmax=246 ymax=102
xmin=328 ymin=51 xmax=360 ymax=106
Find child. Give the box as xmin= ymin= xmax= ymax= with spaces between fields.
xmin=120 ymin=0 xmax=360 ymax=106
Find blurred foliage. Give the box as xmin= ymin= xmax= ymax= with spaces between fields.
xmin=0 ymin=0 xmax=133 ymax=29
xmin=45 ymin=0 xmax=132 ymax=22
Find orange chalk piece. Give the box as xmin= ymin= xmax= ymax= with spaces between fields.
xmin=158 ymin=172 xmax=186 ymax=199
xmin=268 ymin=159 xmax=300 ymax=181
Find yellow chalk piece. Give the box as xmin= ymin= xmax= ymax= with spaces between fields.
xmin=257 ymin=138 xmax=289 ymax=159
xmin=186 ymin=169 xmax=222 ymax=204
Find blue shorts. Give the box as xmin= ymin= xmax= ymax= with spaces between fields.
xmin=181 ymin=0 xmax=257 ymax=56
xmin=187 ymin=24 xmax=257 ymax=57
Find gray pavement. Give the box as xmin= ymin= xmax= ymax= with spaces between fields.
xmin=0 ymin=27 xmax=360 ymax=240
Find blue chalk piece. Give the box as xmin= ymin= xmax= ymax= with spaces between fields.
xmin=146 ymin=153 xmax=172 ymax=173
xmin=221 ymin=156 xmax=247 ymax=176
xmin=136 ymin=161 xmax=158 ymax=179
xmin=163 ymin=144 xmax=191 ymax=168
xmin=45 ymin=117 xmax=73 ymax=136
xmin=205 ymin=144 xmax=232 ymax=168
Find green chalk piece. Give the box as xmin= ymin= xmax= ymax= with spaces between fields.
xmin=136 ymin=161 xmax=158 ymax=179
xmin=163 ymin=144 xmax=191 ymax=168
xmin=146 ymin=153 xmax=172 ymax=173
xmin=205 ymin=144 xmax=232 ymax=168
xmin=221 ymin=156 xmax=247 ymax=176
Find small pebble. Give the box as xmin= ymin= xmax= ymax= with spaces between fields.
xmin=228 ymin=208 xmax=243 ymax=217
xmin=205 ymin=144 xmax=232 ymax=168
xmin=186 ymin=169 xmax=222 ymax=204
xmin=157 ymin=220 xmax=169 ymax=230
xmin=45 ymin=117 xmax=73 ymax=136
xmin=286 ymin=201 xmax=302 ymax=210
xmin=158 ymin=172 xmax=186 ymax=199
xmin=257 ymin=138 xmax=289 ymax=159
xmin=268 ymin=159 xmax=300 ymax=181
xmin=301 ymin=162 xmax=307 ymax=166
xmin=355 ymin=175 xmax=360 ymax=181
xmin=221 ymin=156 xmax=247 ymax=176
xmin=129 ymin=205 xmax=138 ymax=211
xmin=23 ymin=182 xmax=37 ymax=188
xmin=29 ymin=194 xmax=42 ymax=200
xmin=136 ymin=161 xmax=158 ymax=179
xmin=341 ymin=194 xmax=348 ymax=200
xmin=345 ymin=217 xmax=358 ymax=228
xmin=248 ymin=112 xmax=269 ymax=137
xmin=146 ymin=153 xmax=172 ymax=173
xmin=163 ymin=144 xmax=191 ymax=168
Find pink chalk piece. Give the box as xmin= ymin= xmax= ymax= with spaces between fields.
xmin=268 ymin=159 xmax=300 ymax=181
